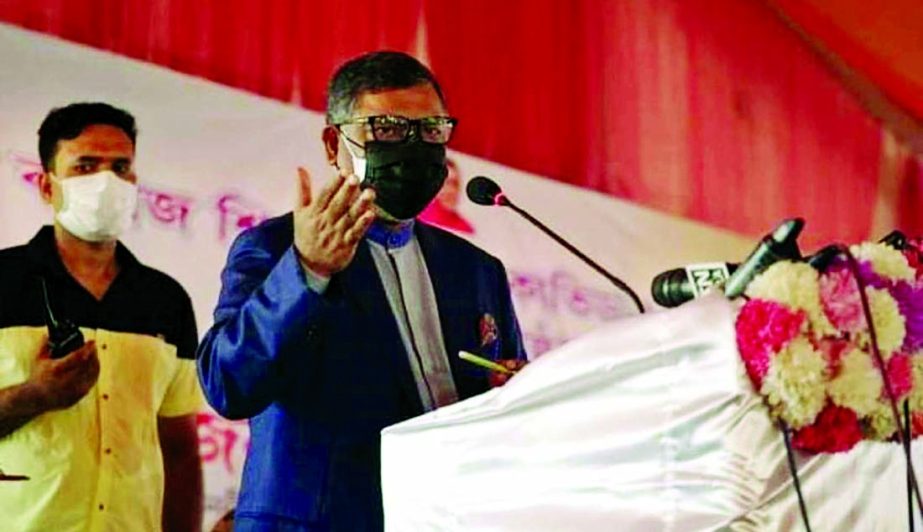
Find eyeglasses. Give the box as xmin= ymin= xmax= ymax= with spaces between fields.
xmin=335 ymin=115 xmax=458 ymax=145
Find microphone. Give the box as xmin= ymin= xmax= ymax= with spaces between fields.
xmin=651 ymin=218 xmax=805 ymax=308
xmin=651 ymin=224 xmax=907 ymax=308
xmin=466 ymin=176 xmax=504 ymax=206
xmin=651 ymin=262 xmax=738 ymax=308
xmin=466 ymin=176 xmax=645 ymax=313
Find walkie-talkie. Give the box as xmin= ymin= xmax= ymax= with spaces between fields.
xmin=40 ymin=278 xmax=84 ymax=359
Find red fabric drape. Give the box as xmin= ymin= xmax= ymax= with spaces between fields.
xmin=767 ymin=0 xmax=923 ymax=125
xmin=0 ymin=0 xmax=918 ymax=247
xmin=0 ymin=0 xmax=422 ymax=106
xmin=424 ymin=0 xmax=885 ymax=247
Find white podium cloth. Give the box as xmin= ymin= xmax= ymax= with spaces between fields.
xmin=381 ymin=294 xmax=922 ymax=531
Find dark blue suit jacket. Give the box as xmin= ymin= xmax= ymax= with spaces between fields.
xmin=197 ymin=213 xmax=526 ymax=531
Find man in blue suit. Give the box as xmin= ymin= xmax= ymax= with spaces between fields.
xmin=197 ymin=51 xmax=527 ymax=531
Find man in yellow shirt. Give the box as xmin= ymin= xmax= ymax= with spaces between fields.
xmin=0 ymin=102 xmax=203 ymax=531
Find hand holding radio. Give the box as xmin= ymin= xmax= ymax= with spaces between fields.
xmin=28 ymin=341 xmax=99 ymax=411
xmin=27 ymin=277 xmax=97 ymax=411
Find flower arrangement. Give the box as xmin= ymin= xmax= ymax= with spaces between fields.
xmin=735 ymin=236 xmax=923 ymax=453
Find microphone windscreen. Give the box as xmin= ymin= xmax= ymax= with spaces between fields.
xmin=651 ymin=268 xmax=694 ymax=308
xmin=466 ymin=176 xmax=502 ymax=206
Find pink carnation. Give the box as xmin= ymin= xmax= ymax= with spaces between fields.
xmin=885 ymin=353 xmax=913 ymax=401
xmin=827 ymin=259 xmax=890 ymax=289
xmin=819 ymin=268 xmax=865 ymax=333
xmin=792 ymin=404 xmax=863 ymax=453
xmin=735 ymin=299 xmax=805 ymax=388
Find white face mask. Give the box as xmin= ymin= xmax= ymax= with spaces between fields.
xmin=341 ymin=134 xmax=367 ymax=181
xmin=53 ymin=170 xmax=138 ymax=242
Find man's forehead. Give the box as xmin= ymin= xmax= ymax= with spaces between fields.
xmin=351 ymin=83 xmax=446 ymax=118
xmin=56 ymin=124 xmax=134 ymax=160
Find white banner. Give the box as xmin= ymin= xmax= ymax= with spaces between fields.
xmin=0 ymin=23 xmax=754 ymax=528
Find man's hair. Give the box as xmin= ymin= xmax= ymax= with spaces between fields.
xmin=38 ymin=102 xmax=137 ymax=171
xmin=326 ymin=51 xmax=446 ymax=124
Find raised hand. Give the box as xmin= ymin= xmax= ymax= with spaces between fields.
xmin=293 ymin=167 xmax=376 ymax=277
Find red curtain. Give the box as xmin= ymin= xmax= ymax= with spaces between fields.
xmin=0 ymin=0 xmax=422 ymax=106
xmin=0 ymin=0 xmax=918 ymax=247
xmin=423 ymin=0 xmax=887 ymax=247
xmin=767 ymin=0 xmax=923 ymax=125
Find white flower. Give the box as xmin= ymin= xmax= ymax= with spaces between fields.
xmin=855 ymin=288 xmax=906 ymax=359
xmin=828 ymin=348 xmax=882 ymax=416
xmin=866 ymin=403 xmax=899 ymax=441
xmin=760 ymin=337 xmax=828 ymax=428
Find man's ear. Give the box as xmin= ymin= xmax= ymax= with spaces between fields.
xmin=322 ymin=126 xmax=339 ymax=166
xmin=37 ymin=172 xmax=54 ymax=205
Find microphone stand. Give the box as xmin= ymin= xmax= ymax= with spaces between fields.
xmin=496 ymin=194 xmax=645 ymax=314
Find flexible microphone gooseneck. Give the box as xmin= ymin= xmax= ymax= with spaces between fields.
xmin=466 ymin=176 xmax=645 ymax=314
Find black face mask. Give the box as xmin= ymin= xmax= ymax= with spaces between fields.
xmin=362 ymin=140 xmax=447 ymax=220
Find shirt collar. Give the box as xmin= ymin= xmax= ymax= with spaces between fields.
xmin=365 ymin=219 xmax=415 ymax=249
xmin=26 ymin=225 xmax=141 ymax=280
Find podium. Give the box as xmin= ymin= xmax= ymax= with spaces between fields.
xmin=381 ymin=294 xmax=921 ymax=530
